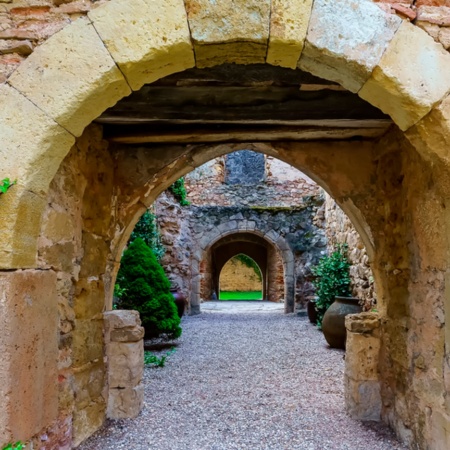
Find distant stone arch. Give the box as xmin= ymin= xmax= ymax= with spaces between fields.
xmin=191 ymin=225 xmax=295 ymax=314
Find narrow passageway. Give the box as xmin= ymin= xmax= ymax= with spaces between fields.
xmin=80 ymin=305 xmax=406 ymax=450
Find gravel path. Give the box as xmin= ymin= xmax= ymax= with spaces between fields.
xmin=79 ymin=307 xmax=407 ymax=450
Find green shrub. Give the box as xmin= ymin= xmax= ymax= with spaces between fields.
xmin=116 ymin=238 xmax=182 ymax=340
xmin=311 ymin=244 xmax=351 ymax=326
xmin=130 ymin=210 xmax=165 ymax=261
xmin=168 ymin=177 xmax=190 ymax=206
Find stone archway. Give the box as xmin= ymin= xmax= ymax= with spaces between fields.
xmin=1 ymin=0 xmax=450 ymax=448
xmin=193 ymin=230 xmax=293 ymax=314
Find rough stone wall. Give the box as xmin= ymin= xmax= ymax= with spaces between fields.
xmin=184 ymin=154 xmax=320 ymax=207
xmin=324 ymin=194 xmax=377 ymax=310
xmin=156 ymin=187 xmax=327 ymax=307
xmin=158 ymin=153 xmax=373 ymax=308
xmin=35 ymin=124 xmax=114 ymax=447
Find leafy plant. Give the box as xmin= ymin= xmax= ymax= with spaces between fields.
xmin=2 ymin=443 xmax=24 ymax=450
xmin=113 ymin=283 xmax=127 ymax=300
xmin=311 ymin=244 xmax=351 ymax=326
xmin=0 ymin=178 xmax=16 ymax=195
xmin=144 ymin=348 xmax=176 ymax=367
xmin=129 ymin=210 xmax=165 ymax=261
xmin=116 ymin=238 xmax=182 ymax=340
xmin=168 ymin=177 xmax=190 ymax=206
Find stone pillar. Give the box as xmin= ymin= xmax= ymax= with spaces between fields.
xmin=344 ymin=312 xmax=382 ymax=421
xmin=104 ymin=310 xmax=145 ymax=419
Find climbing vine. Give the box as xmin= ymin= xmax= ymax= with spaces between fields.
xmin=168 ymin=177 xmax=190 ymax=206
xmin=233 ymin=254 xmax=262 ymax=281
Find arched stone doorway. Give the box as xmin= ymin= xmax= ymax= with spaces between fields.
xmin=1 ymin=0 xmax=450 ymax=448
xmin=197 ymin=231 xmax=292 ymax=312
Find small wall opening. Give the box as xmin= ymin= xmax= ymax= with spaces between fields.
xmin=219 ymin=254 xmax=263 ymax=301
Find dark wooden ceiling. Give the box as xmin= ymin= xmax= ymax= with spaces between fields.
xmin=97 ymin=64 xmax=392 ymax=144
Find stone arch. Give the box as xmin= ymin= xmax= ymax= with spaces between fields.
xmin=2 ymin=0 xmax=450 ymax=447
xmin=192 ymin=226 xmax=295 ymax=315
xmin=2 ymin=0 xmax=450 ymax=268
xmin=214 ymin=242 xmax=268 ymax=301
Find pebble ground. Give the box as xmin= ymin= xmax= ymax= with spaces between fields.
xmin=79 ymin=303 xmax=408 ymax=450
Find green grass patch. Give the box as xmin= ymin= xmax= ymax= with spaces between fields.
xmin=219 ymin=291 xmax=263 ymax=301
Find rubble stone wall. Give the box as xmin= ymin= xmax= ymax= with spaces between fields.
xmin=324 ymin=194 xmax=377 ymax=310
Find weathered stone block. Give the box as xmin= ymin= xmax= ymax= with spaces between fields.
xmin=345 ymin=312 xmax=380 ymax=334
xmin=345 ymin=333 xmax=380 ymax=381
xmin=40 ymin=209 xmax=76 ymax=244
xmin=73 ymin=360 xmax=106 ymax=410
xmin=185 ymin=0 xmax=271 ymax=67
xmin=74 ymin=278 xmax=105 ymax=320
xmin=345 ymin=378 xmax=381 ymax=421
xmin=72 ymin=399 xmax=106 ymax=447
xmin=104 ymin=310 xmax=142 ymax=330
xmin=110 ymin=327 xmax=145 ymax=343
xmin=108 ymin=341 xmax=144 ymax=388
xmin=267 ymin=0 xmax=313 ymax=68
xmin=79 ymin=232 xmax=110 ymax=278
xmin=107 ymin=384 xmax=144 ymax=420
xmin=72 ymin=319 xmax=104 ymax=367
xmin=359 ymin=21 xmax=450 ymax=131
xmin=0 ymin=270 xmax=58 ymax=444
xmin=89 ymin=0 xmax=194 ymax=91
xmin=298 ymin=0 xmax=401 ymax=92
xmin=405 ymin=93 xmax=450 ymax=166
xmin=8 ymin=17 xmax=131 ymax=137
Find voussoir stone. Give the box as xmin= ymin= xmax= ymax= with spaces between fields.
xmin=185 ymin=0 xmax=271 ymax=67
xmin=89 ymin=0 xmax=194 ymax=91
xmin=298 ymin=0 xmax=401 ymax=93
xmin=359 ymin=21 xmax=450 ymax=131
xmin=8 ymin=17 xmax=131 ymax=137
xmin=405 ymin=94 xmax=450 ymax=165
xmin=267 ymin=0 xmax=313 ymax=69
xmin=0 ymin=85 xmax=75 ymax=269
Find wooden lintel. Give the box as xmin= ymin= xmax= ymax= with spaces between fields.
xmin=106 ymin=125 xmax=391 ymax=145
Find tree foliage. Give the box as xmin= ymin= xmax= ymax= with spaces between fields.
xmin=129 ymin=210 xmax=165 ymax=261
xmin=311 ymin=244 xmax=351 ymax=325
xmin=116 ymin=238 xmax=181 ymax=340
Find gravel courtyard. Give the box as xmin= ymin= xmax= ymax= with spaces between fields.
xmin=79 ymin=303 xmax=407 ymax=450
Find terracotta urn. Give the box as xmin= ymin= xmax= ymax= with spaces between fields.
xmin=322 ymin=296 xmax=362 ymax=349
xmin=170 ymin=288 xmax=187 ymax=318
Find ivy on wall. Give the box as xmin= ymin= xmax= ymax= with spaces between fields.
xmin=168 ymin=177 xmax=190 ymax=206
xmin=234 ymin=254 xmax=262 ymax=281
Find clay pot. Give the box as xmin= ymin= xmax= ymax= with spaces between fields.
xmin=170 ymin=288 xmax=187 ymax=318
xmin=322 ymin=296 xmax=362 ymax=349
xmin=306 ymin=297 xmax=318 ymax=324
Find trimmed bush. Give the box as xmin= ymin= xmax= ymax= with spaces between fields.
xmin=116 ymin=238 xmax=181 ymax=340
